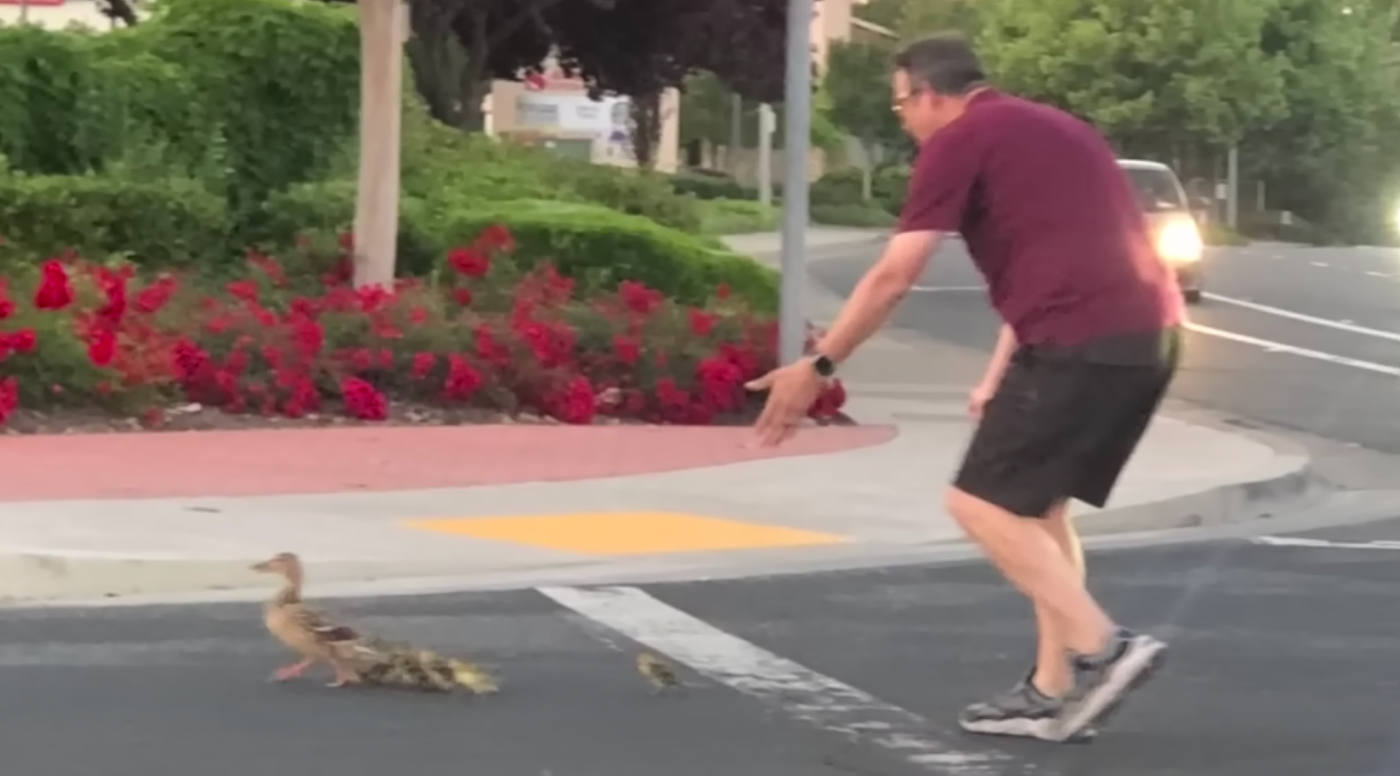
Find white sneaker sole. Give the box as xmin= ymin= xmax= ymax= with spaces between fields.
xmin=1050 ymin=636 xmax=1167 ymax=742
xmin=960 ymin=716 xmax=1097 ymax=743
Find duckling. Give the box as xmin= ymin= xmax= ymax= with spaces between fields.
xmin=636 ymin=651 xmax=683 ymax=694
xmin=251 ymin=551 xmax=364 ymax=688
xmin=444 ymin=655 xmax=501 ymax=696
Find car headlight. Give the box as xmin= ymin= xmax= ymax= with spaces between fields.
xmin=1157 ymin=219 xmax=1203 ymax=263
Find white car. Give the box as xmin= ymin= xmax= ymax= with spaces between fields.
xmin=1118 ymin=159 xmax=1205 ymax=305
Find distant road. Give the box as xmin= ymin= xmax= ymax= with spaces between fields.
xmin=811 ymin=241 xmax=1400 ymax=452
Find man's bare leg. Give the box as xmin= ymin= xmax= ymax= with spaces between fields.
xmin=1030 ymin=500 xmax=1084 ymax=697
xmin=945 ymin=487 xmax=1112 ymax=656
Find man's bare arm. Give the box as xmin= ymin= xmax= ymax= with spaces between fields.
xmin=814 ymin=231 xmax=941 ymax=363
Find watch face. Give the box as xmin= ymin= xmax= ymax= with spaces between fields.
xmin=813 ymin=356 xmax=835 ymax=377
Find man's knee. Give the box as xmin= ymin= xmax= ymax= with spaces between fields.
xmin=944 ymin=486 xmax=986 ymax=530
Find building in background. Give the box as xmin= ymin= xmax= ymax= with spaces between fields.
xmin=484 ymin=61 xmax=682 ymax=174
xmin=0 ymin=0 xmax=116 ymax=28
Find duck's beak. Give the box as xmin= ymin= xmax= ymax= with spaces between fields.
xmin=250 ymin=559 xmax=274 ymax=573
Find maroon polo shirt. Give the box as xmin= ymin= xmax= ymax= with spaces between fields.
xmin=898 ymin=90 xmax=1182 ymax=355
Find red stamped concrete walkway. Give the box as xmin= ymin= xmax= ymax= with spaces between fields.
xmin=0 ymin=424 xmax=898 ymax=501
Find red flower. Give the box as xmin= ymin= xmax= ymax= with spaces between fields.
xmin=452 ymin=288 xmax=473 ymax=306
xmin=611 ymin=335 xmax=641 ymax=366
xmin=410 ymin=352 xmax=436 ymax=380
xmin=4 ymin=328 xmax=37 ymax=354
xmin=171 ymin=339 xmax=210 ymax=382
xmin=340 ymin=377 xmax=388 ymax=421
xmin=443 ymin=355 xmax=482 ymax=401
xmin=92 ymin=265 xmax=129 ymax=326
xmin=809 ymin=379 xmax=848 ymax=420
xmin=618 ymin=281 xmax=662 ymax=315
xmin=0 ymin=280 xmax=14 ymax=320
xmin=133 ymin=275 xmax=178 ymax=315
xmin=478 ymin=224 xmax=516 ymax=253
xmin=715 ymin=283 xmax=732 ymax=301
xmin=247 ymin=250 xmax=286 ymax=287
xmin=0 ymin=377 xmax=18 ymax=425
xmin=474 ymin=324 xmax=510 ymax=366
xmin=687 ymin=308 xmax=718 ymax=336
xmin=696 ymin=355 xmax=744 ymax=412
xmin=33 ymin=260 xmax=74 ymax=310
xmin=226 ymin=279 xmax=259 ymax=303
xmin=87 ymin=328 xmax=116 ymax=366
xmin=547 ymin=376 xmax=596 ymax=425
xmin=653 ymin=377 xmax=689 ymax=421
xmin=447 ymin=247 xmax=491 ymax=278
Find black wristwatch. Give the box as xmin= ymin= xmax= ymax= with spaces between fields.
xmin=810 ymin=353 xmax=837 ymax=378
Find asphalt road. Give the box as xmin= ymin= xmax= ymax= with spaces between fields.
xmin=810 ymin=240 xmax=1400 ymax=453
xmin=7 ymin=516 xmax=1400 ymax=775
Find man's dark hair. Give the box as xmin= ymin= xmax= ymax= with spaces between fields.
xmin=893 ymin=34 xmax=987 ymax=96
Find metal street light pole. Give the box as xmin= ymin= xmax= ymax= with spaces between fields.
xmin=778 ymin=0 xmax=813 ymax=364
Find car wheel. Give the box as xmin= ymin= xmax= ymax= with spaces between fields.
xmin=1183 ymin=289 xmax=1203 ymax=305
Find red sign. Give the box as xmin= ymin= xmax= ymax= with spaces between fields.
xmin=0 ymin=0 xmax=66 ymax=6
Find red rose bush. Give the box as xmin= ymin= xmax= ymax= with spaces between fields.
xmin=0 ymin=226 xmax=847 ymax=429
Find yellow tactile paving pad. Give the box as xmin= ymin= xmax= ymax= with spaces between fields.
xmin=403 ymin=512 xmax=850 ymax=555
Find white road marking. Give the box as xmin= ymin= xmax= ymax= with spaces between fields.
xmin=1310 ymin=261 xmax=1330 ymax=268
xmin=1183 ymin=323 xmax=1400 ymax=376
xmin=1201 ymin=293 xmax=1400 ymax=343
xmin=1251 ymin=536 xmax=1400 ymax=550
xmin=1365 ymin=271 xmax=1392 ymax=278
xmin=539 ymin=585 xmax=1019 ymax=775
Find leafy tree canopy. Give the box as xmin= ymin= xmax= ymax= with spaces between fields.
xmin=975 ymin=0 xmax=1287 ymax=152
xmin=1246 ymin=0 xmax=1400 ymax=241
xmin=856 ymin=0 xmax=983 ymax=41
xmin=823 ymin=39 xmax=903 ymax=152
xmin=543 ymin=0 xmax=790 ymax=104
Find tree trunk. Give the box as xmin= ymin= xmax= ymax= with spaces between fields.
xmin=628 ymin=91 xmax=663 ymax=170
xmin=353 ymin=0 xmax=404 ymax=288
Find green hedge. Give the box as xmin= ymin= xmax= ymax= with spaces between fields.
xmin=696 ymin=198 xmax=781 ymax=235
xmin=429 ymin=200 xmax=778 ymax=311
xmin=669 ymin=170 xmax=757 ymax=201
xmin=0 ymin=174 xmax=231 ymax=266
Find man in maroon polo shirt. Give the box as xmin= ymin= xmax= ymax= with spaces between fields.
xmin=747 ymin=34 xmax=1181 ymax=743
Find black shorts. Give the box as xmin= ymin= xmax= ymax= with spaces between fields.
xmin=952 ymin=329 xmax=1180 ymax=518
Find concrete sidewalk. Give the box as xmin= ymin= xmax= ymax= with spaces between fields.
xmin=0 ymin=228 xmax=1325 ymax=605
xmin=0 ymin=367 xmax=1320 ymax=604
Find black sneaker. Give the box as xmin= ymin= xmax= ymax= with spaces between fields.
xmin=958 ymin=671 xmax=1096 ymax=742
xmin=1051 ymin=629 xmax=1167 ymax=742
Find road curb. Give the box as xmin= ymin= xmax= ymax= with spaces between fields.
xmin=0 ymin=452 xmax=1327 ymax=607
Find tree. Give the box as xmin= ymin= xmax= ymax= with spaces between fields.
xmin=856 ymin=0 xmax=984 ymax=41
xmin=975 ymin=0 xmax=1287 ymax=166
xmin=824 ymin=40 xmax=904 ymax=198
xmin=353 ymin=0 xmax=405 ymax=287
xmin=1245 ymin=0 xmax=1400 ymax=242
xmin=544 ymin=0 xmax=797 ymax=167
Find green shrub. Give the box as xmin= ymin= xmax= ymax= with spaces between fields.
xmin=670 ymin=170 xmax=756 ymax=201
xmin=551 ymin=161 xmax=704 ymax=234
xmin=429 ymin=200 xmax=778 ymax=311
xmin=809 ymin=166 xmax=911 ymax=216
xmin=0 ymin=174 xmax=231 ymax=267
xmin=873 ymin=165 xmax=911 ymax=215
xmin=400 ymin=118 xmax=704 ymax=234
xmin=811 ymin=202 xmax=898 ymax=228
xmin=697 ymin=198 xmax=781 ymax=235
xmin=811 ymin=168 xmax=865 ymax=207
xmin=255 ymin=179 xmax=442 ymax=277
xmin=140 ymin=0 xmax=360 ymax=228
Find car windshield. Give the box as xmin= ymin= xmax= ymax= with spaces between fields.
xmin=1122 ymin=166 xmax=1188 ymax=213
